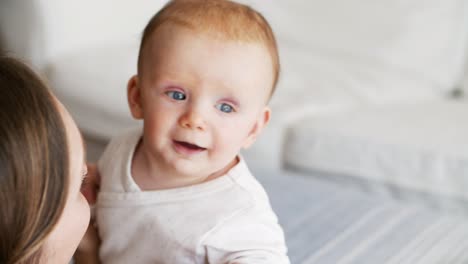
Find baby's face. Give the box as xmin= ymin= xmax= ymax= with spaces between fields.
xmin=132 ymin=26 xmax=273 ymax=178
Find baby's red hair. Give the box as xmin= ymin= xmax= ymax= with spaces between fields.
xmin=138 ymin=0 xmax=280 ymax=96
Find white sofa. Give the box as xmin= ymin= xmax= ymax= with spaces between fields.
xmin=1 ymin=0 xmax=468 ymax=203
xmin=243 ymin=0 xmax=468 ymax=203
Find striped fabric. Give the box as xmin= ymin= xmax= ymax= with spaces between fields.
xmin=258 ymin=171 xmax=468 ymax=264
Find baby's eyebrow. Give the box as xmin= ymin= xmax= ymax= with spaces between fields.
xmin=222 ymin=97 xmax=240 ymax=108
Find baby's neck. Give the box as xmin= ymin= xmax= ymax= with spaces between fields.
xmin=131 ymin=140 xmax=238 ymax=191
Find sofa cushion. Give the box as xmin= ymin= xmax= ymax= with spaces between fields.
xmin=245 ymin=0 xmax=468 ymax=107
xmin=283 ymin=100 xmax=468 ymax=200
xmin=243 ymin=0 xmax=468 ymax=172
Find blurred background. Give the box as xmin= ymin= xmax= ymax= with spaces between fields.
xmin=1 ymin=1 xmax=468 ymax=262
xmin=1 ymin=0 xmax=468 ymax=209
xmin=2 ymin=0 xmax=467 ymax=200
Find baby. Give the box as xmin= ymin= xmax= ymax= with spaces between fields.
xmin=96 ymin=0 xmax=289 ymax=263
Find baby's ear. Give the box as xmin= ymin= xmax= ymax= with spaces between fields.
xmin=242 ymin=107 xmax=271 ymax=149
xmin=127 ymin=75 xmax=144 ymax=120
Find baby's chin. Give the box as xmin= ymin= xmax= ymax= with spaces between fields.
xmin=170 ymin=156 xmax=238 ymax=182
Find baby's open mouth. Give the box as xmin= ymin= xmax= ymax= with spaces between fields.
xmin=174 ymin=140 xmax=206 ymax=151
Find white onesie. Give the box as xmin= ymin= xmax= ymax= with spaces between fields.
xmin=96 ymin=129 xmax=290 ymax=264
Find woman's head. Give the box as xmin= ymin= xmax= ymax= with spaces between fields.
xmin=0 ymin=57 xmax=90 ymax=263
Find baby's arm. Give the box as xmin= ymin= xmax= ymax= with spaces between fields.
xmin=204 ymin=206 xmax=290 ymax=264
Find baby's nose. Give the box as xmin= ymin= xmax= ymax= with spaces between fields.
xmin=179 ymin=109 xmax=206 ymax=131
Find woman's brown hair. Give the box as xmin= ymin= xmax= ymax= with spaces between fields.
xmin=0 ymin=57 xmax=69 ymax=263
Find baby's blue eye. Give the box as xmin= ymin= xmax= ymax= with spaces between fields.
xmin=217 ymin=103 xmax=234 ymax=113
xmin=166 ymin=91 xmax=186 ymax=100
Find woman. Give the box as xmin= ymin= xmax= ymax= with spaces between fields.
xmin=0 ymin=57 xmax=99 ymax=263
